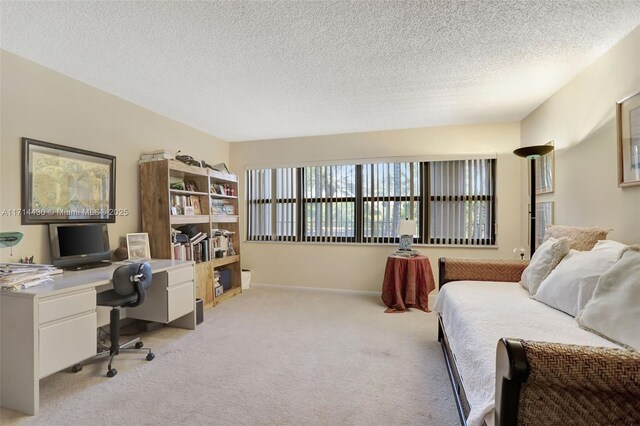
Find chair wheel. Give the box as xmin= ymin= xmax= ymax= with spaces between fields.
xmin=107 ymin=368 xmax=118 ymax=378
xmin=71 ymin=364 xmax=82 ymax=373
xmin=146 ymin=353 xmax=155 ymax=361
xmin=135 ymin=341 xmax=144 ymax=349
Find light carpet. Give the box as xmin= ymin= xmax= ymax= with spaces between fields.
xmin=1 ymin=286 xmax=459 ymax=425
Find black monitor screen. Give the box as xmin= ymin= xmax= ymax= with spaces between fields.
xmin=57 ymin=224 xmax=108 ymax=257
xmin=49 ymin=223 xmax=111 ymax=269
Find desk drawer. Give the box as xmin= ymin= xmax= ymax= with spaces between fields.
xmin=167 ymin=267 xmax=194 ymax=286
xmin=39 ymin=312 xmax=96 ymax=378
xmin=167 ymin=281 xmax=194 ymax=322
xmin=39 ymin=289 xmax=95 ymax=325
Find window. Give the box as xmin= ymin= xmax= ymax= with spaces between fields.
xmin=247 ymin=157 xmax=496 ymax=246
xmin=247 ymin=168 xmax=297 ymax=241
xmin=362 ymin=162 xmax=420 ymax=243
xmin=303 ymin=165 xmax=357 ymax=242
xmin=428 ymin=159 xmax=495 ymax=245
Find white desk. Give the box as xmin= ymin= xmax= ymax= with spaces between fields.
xmin=0 ymin=259 xmax=196 ymax=415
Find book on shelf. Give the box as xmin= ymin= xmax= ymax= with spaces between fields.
xmin=173 ymin=232 xmax=217 ymax=263
xmin=190 ymin=232 xmax=207 ymax=245
xmin=210 ymin=199 xmax=235 ymax=215
xmin=210 ymin=183 xmax=236 ymax=196
xmin=171 ymin=195 xmax=202 ymax=216
xmin=210 ymin=199 xmax=224 ymax=214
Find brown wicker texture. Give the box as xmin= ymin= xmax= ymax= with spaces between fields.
xmin=517 ymin=340 xmax=640 ymax=425
xmin=441 ymin=258 xmax=528 ymax=284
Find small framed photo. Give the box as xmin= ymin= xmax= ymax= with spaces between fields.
xmin=184 ymin=179 xmax=198 ymax=192
xmin=126 ymin=233 xmax=151 ymax=260
xmin=617 ymin=90 xmax=640 ymax=187
xmin=191 ymin=196 xmax=202 ymax=214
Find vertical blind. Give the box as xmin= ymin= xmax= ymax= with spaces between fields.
xmin=362 ymin=162 xmax=420 ymax=242
xmin=303 ymin=165 xmax=356 ymax=242
xmin=247 ymin=157 xmax=495 ymax=245
xmin=428 ymin=159 xmax=495 ymax=245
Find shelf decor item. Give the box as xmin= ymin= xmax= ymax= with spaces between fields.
xmin=22 ymin=138 xmax=116 ymax=224
xmin=617 ymin=90 xmax=640 ymax=187
xmin=126 ymin=233 xmax=151 ymax=260
xmin=514 ymin=144 xmax=555 ymax=258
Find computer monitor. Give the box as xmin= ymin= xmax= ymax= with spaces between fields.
xmin=49 ymin=223 xmax=111 ymax=270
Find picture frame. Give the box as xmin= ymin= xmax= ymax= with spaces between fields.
xmin=184 ymin=179 xmax=198 ymax=192
xmin=617 ymin=90 xmax=640 ymax=187
xmin=531 ymin=141 xmax=554 ymax=195
xmin=22 ymin=138 xmax=116 ymax=224
xmin=126 ymin=233 xmax=151 ymax=260
xmin=533 ymin=201 xmax=554 ymax=248
xmin=191 ymin=196 xmax=202 ymax=215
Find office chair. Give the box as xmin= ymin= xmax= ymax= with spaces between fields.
xmin=73 ymin=262 xmax=155 ymax=377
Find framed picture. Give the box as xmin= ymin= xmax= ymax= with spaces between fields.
xmin=531 ymin=141 xmax=554 ymax=195
xmin=617 ymin=90 xmax=640 ymax=187
xmin=191 ymin=196 xmax=202 ymax=215
xmin=22 ymin=138 xmax=116 ymax=224
xmin=533 ymin=201 xmax=554 ymax=248
xmin=126 ymin=233 xmax=151 ymax=260
xmin=184 ymin=179 xmax=198 ymax=192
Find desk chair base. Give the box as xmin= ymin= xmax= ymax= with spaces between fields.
xmin=74 ymin=307 xmax=155 ymax=378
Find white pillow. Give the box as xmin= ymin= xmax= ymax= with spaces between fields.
xmin=577 ymin=248 xmax=640 ymax=350
xmin=590 ymin=239 xmax=628 ymax=255
xmin=519 ymin=237 xmax=570 ymax=296
xmin=534 ymin=240 xmax=627 ymax=317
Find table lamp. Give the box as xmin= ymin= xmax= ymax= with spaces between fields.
xmin=513 ymin=144 xmax=554 ymax=258
xmin=397 ymin=219 xmax=417 ymax=251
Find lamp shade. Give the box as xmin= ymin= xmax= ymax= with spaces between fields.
xmin=513 ymin=144 xmax=554 ymax=159
xmin=397 ymin=219 xmax=417 ymax=236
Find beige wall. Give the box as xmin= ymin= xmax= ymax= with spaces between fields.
xmin=0 ymin=51 xmax=229 ymax=263
xmin=231 ymin=123 xmax=522 ymax=292
xmin=521 ymin=27 xmax=640 ymax=245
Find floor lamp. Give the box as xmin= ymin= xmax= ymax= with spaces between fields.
xmin=513 ymin=145 xmax=554 ymax=259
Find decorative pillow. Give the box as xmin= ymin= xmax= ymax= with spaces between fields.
xmin=577 ymin=247 xmax=640 ymax=350
xmin=519 ymin=237 xmax=570 ymax=296
xmin=542 ymin=225 xmax=611 ymax=251
xmin=534 ymin=240 xmax=627 ymax=317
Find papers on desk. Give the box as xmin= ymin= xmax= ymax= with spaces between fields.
xmin=0 ymin=263 xmax=63 ymax=291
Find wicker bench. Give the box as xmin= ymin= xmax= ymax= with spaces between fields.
xmin=437 ymin=257 xmax=640 ymax=426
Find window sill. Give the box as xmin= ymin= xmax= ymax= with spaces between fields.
xmin=243 ymin=240 xmax=498 ymax=249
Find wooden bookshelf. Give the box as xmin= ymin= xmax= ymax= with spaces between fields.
xmin=140 ymin=159 xmax=242 ymax=310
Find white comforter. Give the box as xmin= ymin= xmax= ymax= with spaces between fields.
xmin=433 ymin=281 xmax=622 ymax=426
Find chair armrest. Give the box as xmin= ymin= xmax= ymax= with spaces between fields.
xmin=438 ymin=257 xmax=528 ymax=288
xmin=495 ymin=338 xmax=640 ymax=426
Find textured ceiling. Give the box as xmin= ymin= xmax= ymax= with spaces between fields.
xmin=2 ymin=1 xmax=640 ymax=142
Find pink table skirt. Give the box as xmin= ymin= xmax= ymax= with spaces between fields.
xmin=381 ymin=255 xmax=436 ymax=313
